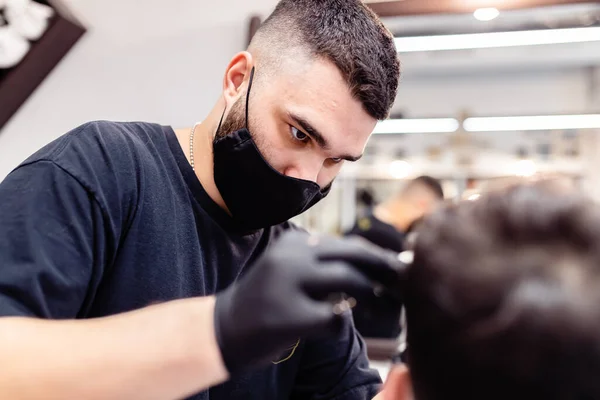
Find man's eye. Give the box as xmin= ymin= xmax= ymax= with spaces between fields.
xmin=291 ymin=126 xmax=309 ymax=142
xmin=330 ymin=158 xmax=343 ymax=164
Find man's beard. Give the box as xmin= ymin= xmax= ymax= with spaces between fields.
xmin=213 ymin=96 xmax=270 ymax=161
xmin=215 ymin=96 xmax=246 ymax=141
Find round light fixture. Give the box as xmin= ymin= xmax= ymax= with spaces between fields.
xmin=474 ymin=7 xmax=500 ymax=22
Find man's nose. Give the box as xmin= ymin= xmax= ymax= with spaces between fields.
xmin=283 ymin=165 xmax=320 ymax=184
xmin=283 ymin=158 xmax=324 ymax=185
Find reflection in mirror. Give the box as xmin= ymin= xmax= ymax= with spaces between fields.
xmin=294 ymin=3 xmax=600 ymax=235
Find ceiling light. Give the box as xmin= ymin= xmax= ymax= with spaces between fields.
xmin=389 ymin=160 xmax=411 ymax=179
xmin=463 ymin=114 xmax=600 ymax=132
xmin=394 ymin=26 xmax=600 ymax=52
xmin=373 ymin=118 xmax=459 ymax=134
xmin=474 ymin=8 xmax=500 ymax=22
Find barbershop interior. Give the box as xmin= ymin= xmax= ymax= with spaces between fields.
xmin=1 ymin=1 xmax=600 ymax=399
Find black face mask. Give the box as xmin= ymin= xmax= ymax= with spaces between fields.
xmin=213 ymin=68 xmax=331 ymax=231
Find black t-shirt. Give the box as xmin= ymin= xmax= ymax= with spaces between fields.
xmin=345 ymin=214 xmax=405 ymax=339
xmin=0 ymin=121 xmax=380 ymax=400
xmin=345 ymin=213 xmax=405 ymax=253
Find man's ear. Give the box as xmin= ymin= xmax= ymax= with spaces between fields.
xmin=383 ymin=365 xmax=413 ymax=400
xmin=222 ymin=51 xmax=254 ymax=107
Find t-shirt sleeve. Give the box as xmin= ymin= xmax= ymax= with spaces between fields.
xmin=0 ymin=161 xmax=107 ymax=318
xmin=291 ymin=313 xmax=382 ymax=400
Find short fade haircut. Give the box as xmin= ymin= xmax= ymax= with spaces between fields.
xmin=405 ymin=183 xmax=600 ymax=399
xmin=250 ymin=0 xmax=400 ymax=120
xmin=404 ymin=176 xmax=444 ymax=200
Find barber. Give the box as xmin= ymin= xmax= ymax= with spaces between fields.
xmin=0 ymin=0 xmax=400 ymax=399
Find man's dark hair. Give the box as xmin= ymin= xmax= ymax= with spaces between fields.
xmin=405 ymin=183 xmax=600 ymax=399
xmin=250 ymin=0 xmax=400 ymax=120
xmin=405 ymin=176 xmax=444 ymax=200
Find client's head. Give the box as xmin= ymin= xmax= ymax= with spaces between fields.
xmin=382 ymin=183 xmax=600 ymax=400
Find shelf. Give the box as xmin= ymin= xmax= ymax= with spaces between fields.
xmin=0 ymin=13 xmax=86 ymax=130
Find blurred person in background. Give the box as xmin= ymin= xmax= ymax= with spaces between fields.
xmin=344 ymin=176 xmax=443 ymax=342
xmin=346 ymin=176 xmax=444 ymax=253
xmin=0 ymin=0 xmax=401 ymax=399
xmin=356 ymin=187 xmax=378 ymax=219
xmin=380 ymin=183 xmax=600 ymax=400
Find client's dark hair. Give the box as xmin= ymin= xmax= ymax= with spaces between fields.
xmin=405 ymin=183 xmax=600 ymax=400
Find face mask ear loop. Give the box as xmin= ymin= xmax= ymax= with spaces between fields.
xmin=216 ymin=67 xmax=254 ymax=136
xmin=245 ymin=67 xmax=256 ymax=130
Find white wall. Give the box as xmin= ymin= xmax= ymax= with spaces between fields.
xmin=395 ymin=68 xmax=592 ymax=118
xmin=0 ymin=0 xmax=279 ymax=180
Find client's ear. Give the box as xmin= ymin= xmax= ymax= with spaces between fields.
xmin=383 ymin=364 xmax=413 ymax=400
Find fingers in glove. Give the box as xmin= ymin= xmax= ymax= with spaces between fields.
xmin=305 ymin=261 xmax=373 ymax=300
xmin=307 ymin=301 xmax=348 ymax=336
xmin=316 ymin=236 xmax=407 ymax=285
xmin=276 ymin=229 xmax=311 ymax=246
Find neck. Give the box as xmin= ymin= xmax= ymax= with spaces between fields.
xmin=174 ymin=100 xmax=231 ymax=214
xmin=374 ymin=200 xmax=411 ymax=232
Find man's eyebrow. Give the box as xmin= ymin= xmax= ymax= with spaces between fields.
xmin=343 ymin=153 xmax=363 ymax=162
xmin=289 ymin=113 xmax=329 ymax=149
xmin=288 ymin=113 xmax=363 ymax=162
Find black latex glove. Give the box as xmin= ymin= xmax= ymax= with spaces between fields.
xmin=317 ymin=235 xmax=409 ymax=344
xmin=214 ymin=230 xmax=375 ymax=375
xmin=316 ymin=235 xmax=409 ymax=302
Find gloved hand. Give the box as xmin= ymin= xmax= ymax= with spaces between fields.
xmin=317 ymin=235 xmax=410 ymax=302
xmin=318 ymin=235 xmax=410 ymax=342
xmin=213 ymin=230 xmax=406 ymax=375
xmin=213 ymin=230 xmax=368 ymax=374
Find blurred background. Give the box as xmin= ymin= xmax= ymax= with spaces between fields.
xmin=1 ymin=0 xmax=600 ymax=235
